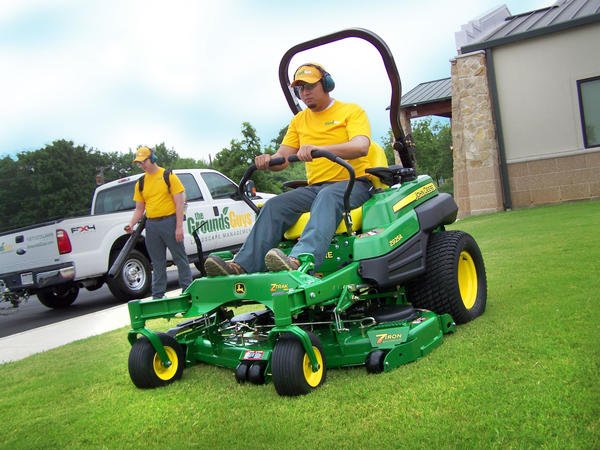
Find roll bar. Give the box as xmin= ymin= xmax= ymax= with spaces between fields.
xmin=278 ymin=28 xmax=415 ymax=169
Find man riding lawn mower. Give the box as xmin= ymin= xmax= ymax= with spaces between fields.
xmin=125 ymin=28 xmax=487 ymax=396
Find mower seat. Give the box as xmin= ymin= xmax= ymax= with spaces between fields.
xmin=283 ymin=142 xmax=388 ymax=240
xmin=284 ymin=207 xmax=363 ymax=239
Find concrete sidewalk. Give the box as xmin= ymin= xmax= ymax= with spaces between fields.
xmin=0 ymin=288 xmax=182 ymax=364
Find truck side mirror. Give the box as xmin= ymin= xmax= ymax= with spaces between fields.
xmin=244 ymin=180 xmax=256 ymax=198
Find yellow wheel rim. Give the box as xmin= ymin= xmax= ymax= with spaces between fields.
xmin=458 ymin=251 xmax=478 ymax=310
xmin=153 ymin=346 xmax=178 ymax=381
xmin=302 ymin=346 xmax=324 ymax=388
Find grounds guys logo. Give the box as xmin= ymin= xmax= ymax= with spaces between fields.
xmin=186 ymin=207 xmax=253 ymax=235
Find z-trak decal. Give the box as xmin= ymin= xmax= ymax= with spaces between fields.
xmin=270 ymin=283 xmax=289 ymax=292
xmin=392 ymin=183 xmax=436 ymax=213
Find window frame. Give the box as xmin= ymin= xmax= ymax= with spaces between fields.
xmin=576 ymin=75 xmax=600 ymax=149
xmin=177 ymin=173 xmax=204 ymax=202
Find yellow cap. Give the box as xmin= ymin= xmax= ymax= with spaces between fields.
xmin=133 ymin=146 xmax=152 ymax=163
xmin=290 ymin=64 xmax=324 ymax=87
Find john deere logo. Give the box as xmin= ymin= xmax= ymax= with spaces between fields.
xmin=234 ymin=283 xmax=246 ymax=295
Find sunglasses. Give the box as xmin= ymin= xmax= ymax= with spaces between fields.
xmin=294 ymin=81 xmax=320 ymax=93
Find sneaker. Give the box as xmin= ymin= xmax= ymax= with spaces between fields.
xmin=264 ymin=248 xmax=300 ymax=272
xmin=204 ymin=255 xmax=245 ymax=276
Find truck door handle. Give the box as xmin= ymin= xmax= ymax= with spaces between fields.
xmin=16 ymin=248 xmax=26 ymax=255
xmin=213 ymin=206 xmax=219 ymax=216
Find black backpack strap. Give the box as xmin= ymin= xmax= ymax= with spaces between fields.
xmin=138 ymin=170 xmax=172 ymax=194
xmin=163 ymin=169 xmax=172 ymax=194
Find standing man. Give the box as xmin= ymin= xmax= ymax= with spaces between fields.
xmin=127 ymin=146 xmax=192 ymax=299
xmin=205 ymin=63 xmax=375 ymax=276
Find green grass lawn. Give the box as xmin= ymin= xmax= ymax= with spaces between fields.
xmin=1 ymin=200 xmax=599 ymax=449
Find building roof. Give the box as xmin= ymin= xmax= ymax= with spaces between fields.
xmin=400 ymin=77 xmax=452 ymax=107
xmin=461 ymin=0 xmax=600 ymax=53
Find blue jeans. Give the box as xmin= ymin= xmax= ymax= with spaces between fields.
xmin=145 ymin=215 xmax=192 ymax=299
xmin=234 ymin=179 xmax=373 ymax=272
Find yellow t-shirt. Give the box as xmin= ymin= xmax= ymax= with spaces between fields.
xmin=133 ymin=168 xmax=185 ymax=219
xmin=282 ymin=100 xmax=372 ymax=185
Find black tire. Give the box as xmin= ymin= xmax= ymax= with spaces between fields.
xmin=37 ymin=284 xmax=79 ymax=309
xmin=128 ymin=333 xmax=184 ymax=388
xmin=365 ymin=350 xmax=386 ymax=374
xmin=235 ymin=363 xmax=249 ymax=384
xmin=405 ymin=231 xmax=487 ymax=324
xmin=271 ymin=331 xmax=326 ymax=396
xmin=107 ymin=249 xmax=151 ymax=301
xmin=247 ymin=362 xmax=266 ymax=385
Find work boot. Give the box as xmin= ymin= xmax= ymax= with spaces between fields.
xmin=204 ymin=255 xmax=245 ymax=276
xmin=264 ymin=248 xmax=300 ymax=272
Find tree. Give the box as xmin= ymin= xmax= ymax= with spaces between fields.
xmin=411 ymin=118 xmax=453 ymax=185
xmin=382 ymin=119 xmax=453 ymax=185
xmin=381 ymin=129 xmax=400 ymax=165
xmin=0 ymin=140 xmax=108 ymax=231
xmin=214 ymin=122 xmax=287 ymax=193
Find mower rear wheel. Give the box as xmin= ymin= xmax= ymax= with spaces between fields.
xmin=128 ymin=333 xmax=184 ymax=388
xmin=406 ymin=230 xmax=486 ymax=324
xmin=271 ymin=332 xmax=326 ymax=396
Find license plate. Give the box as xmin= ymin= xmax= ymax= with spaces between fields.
xmin=20 ymin=272 xmax=33 ymax=286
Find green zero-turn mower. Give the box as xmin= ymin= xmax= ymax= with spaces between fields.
xmin=126 ymin=28 xmax=487 ymax=396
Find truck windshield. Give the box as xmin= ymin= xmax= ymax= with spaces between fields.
xmin=94 ymin=181 xmax=137 ymax=214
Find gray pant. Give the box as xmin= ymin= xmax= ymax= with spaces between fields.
xmin=145 ymin=215 xmax=192 ymax=299
xmin=234 ymin=179 xmax=373 ymax=272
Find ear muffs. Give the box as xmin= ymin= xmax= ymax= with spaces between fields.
xmin=293 ymin=63 xmax=335 ymax=99
xmin=149 ymin=149 xmax=157 ymax=163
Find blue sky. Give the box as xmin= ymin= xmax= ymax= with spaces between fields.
xmin=0 ymin=0 xmax=551 ymax=162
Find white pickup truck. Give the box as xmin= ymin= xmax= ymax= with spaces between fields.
xmin=0 ymin=169 xmax=273 ymax=309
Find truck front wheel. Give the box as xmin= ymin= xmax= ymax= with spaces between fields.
xmin=107 ymin=249 xmax=151 ymax=301
xmin=37 ymin=284 xmax=79 ymax=309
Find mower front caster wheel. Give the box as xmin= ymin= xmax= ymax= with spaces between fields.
xmin=128 ymin=333 xmax=184 ymax=388
xmin=235 ymin=363 xmax=249 ymax=384
xmin=271 ymin=332 xmax=326 ymax=396
xmin=366 ymin=350 xmax=387 ymax=374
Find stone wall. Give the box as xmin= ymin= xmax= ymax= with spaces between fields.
xmin=451 ymin=51 xmax=504 ymax=218
xmin=508 ymin=151 xmax=600 ymax=208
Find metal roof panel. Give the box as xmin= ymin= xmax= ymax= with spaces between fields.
xmin=461 ymin=0 xmax=600 ymax=52
xmin=400 ymin=78 xmax=452 ymax=106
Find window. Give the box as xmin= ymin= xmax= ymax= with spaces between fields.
xmin=177 ymin=173 xmax=204 ymax=201
xmin=94 ymin=180 xmax=137 ymax=214
xmin=201 ymin=172 xmax=238 ymax=199
xmin=577 ymin=76 xmax=600 ymax=148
